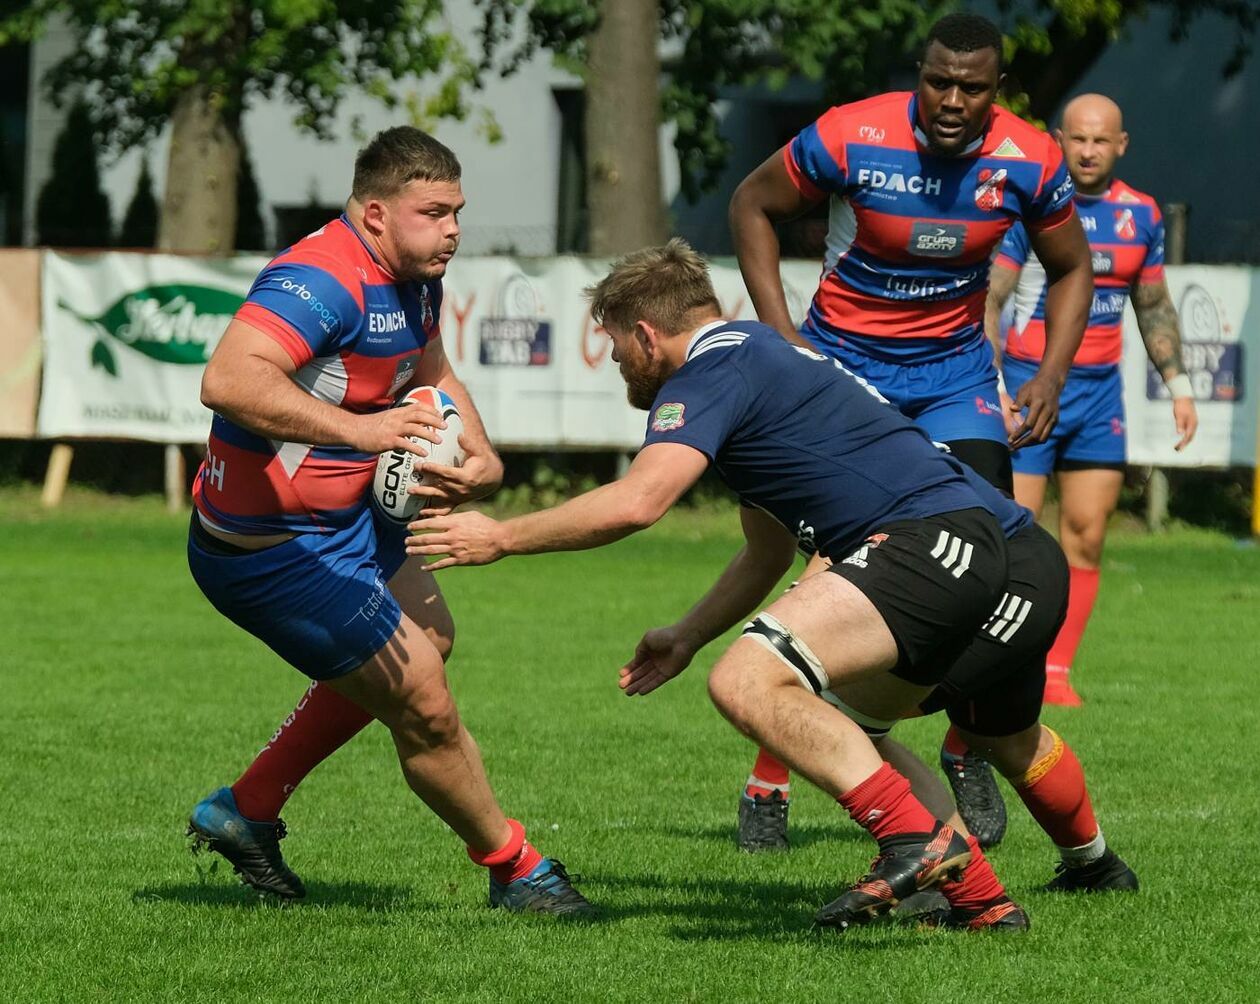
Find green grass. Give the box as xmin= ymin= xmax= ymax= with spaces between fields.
xmin=2 ymin=488 xmax=1258 ymax=1001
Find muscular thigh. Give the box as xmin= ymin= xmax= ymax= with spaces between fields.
xmin=388 ymin=557 xmax=455 ymax=652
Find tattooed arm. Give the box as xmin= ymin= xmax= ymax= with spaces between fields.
xmin=1132 ymin=279 xmax=1198 ymax=450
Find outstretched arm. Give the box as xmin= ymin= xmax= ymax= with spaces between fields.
xmin=406 ymin=442 xmax=710 ymax=567
xmin=1132 ymin=279 xmax=1198 ymax=450
xmin=620 ymin=506 xmax=799 ymax=696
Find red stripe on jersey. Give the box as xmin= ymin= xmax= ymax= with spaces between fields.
xmin=236 ymin=302 xmax=313 ymax=368
xmin=816 ymin=275 xmax=987 ymax=339
xmin=783 ymin=144 xmax=824 ymax=202
xmin=1027 ymin=202 xmax=1075 ymax=234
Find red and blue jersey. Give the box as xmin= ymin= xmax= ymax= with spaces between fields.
xmin=785 ymin=92 xmax=1076 ymax=362
xmin=193 ymin=215 xmax=443 ymax=535
xmin=998 ymin=178 xmax=1164 ymax=368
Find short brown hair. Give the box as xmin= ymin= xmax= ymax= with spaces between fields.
xmin=585 ymin=238 xmax=721 ymax=334
xmin=352 ymin=127 xmax=461 ymax=201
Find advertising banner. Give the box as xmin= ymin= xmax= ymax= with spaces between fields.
xmin=38 ymin=251 xmax=264 ymax=443
xmin=33 ymin=249 xmax=1260 ymax=466
xmin=1121 ymin=266 xmax=1259 ymax=467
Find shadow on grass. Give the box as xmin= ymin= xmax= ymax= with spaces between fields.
xmin=589 ymin=872 xmax=944 ymax=948
xmin=132 ymin=879 xmax=417 ymax=912
xmin=654 ymin=821 xmax=867 ymax=850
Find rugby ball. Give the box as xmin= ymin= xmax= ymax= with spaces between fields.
xmin=371 ymin=386 xmax=466 ymax=524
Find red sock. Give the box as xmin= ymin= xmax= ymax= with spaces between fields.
xmin=1046 ymin=566 xmax=1101 ymax=672
xmin=745 ymin=748 xmax=790 ymax=798
xmin=838 ymin=762 xmax=938 ymax=844
xmin=230 ymin=682 xmax=374 ymax=821
xmin=1012 ymin=728 xmax=1099 ymax=849
xmin=939 ymin=835 xmax=1005 ymax=909
xmin=467 ymin=819 xmax=544 ymax=884
xmin=941 ymin=724 xmax=968 ymax=758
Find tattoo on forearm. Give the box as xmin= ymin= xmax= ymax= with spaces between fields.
xmin=1133 ymin=282 xmax=1186 ymax=377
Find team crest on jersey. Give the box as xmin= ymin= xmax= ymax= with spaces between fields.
xmin=974 ymin=168 xmax=1007 ymax=211
xmin=1114 ymin=209 xmax=1137 ymax=240
xmin=652 ymin=402 xmax=686 ymax=432
xmin=991 ymin=137 xmax=1026 ymax=159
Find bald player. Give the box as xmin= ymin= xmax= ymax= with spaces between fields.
xmin=984 ymin=94 xmax=1197 ymax=705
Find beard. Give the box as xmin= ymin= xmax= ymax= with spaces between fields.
xmin=393 ymin=246 xmax=450 ymax=283
xmin=623 ymin=358 xmax=666 ymax=411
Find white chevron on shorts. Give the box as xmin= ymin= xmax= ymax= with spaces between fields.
xmin=930 ymin=531 xmax=975 ymax=578
xmin=984 ymin=592 xmax=1032 ymax=642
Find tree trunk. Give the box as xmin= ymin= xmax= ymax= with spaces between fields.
xmin=584 ymin=0 xmax=667 ymax=255
xmin=159 ymin=86 xmax=240 ymax=254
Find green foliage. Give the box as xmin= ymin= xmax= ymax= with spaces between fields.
xmin=4 ymin=1 xmax=486 ymax=154
xmin=235 ymin=142 xmax=266 ymax=251
xmin=476 ymin=0 xmax=1258 ymax=199
xmin=118 ymin=156 xmax=159 ymax=248
xmin=35 ymin=100 xmax=112 ymax=247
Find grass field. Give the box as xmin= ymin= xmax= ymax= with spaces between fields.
xmin=3 ymin=488 xmax=1258 ymax=1001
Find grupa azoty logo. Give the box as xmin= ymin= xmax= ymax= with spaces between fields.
xmin=60 ymin=284 xmax=244 ymax=376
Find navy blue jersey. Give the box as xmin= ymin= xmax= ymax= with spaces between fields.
xmin=641 ymin=320 xmax=1032 ymax=558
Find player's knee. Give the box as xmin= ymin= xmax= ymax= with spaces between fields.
xmin=707 ymin=659 xmax=760 ymax=733
xmin=394 ymin=689 xmax=462 ymax=750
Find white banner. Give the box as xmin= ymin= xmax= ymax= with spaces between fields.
xmin=35 ymin=250 xmax=1260 ymax=467
xmin=38 ymin=251 xmax=265 ymax=443
xmin=1120 ymin=266 xmax=1258 ymax=467
xmin=435 ymin=256 xmax=825 ymax=449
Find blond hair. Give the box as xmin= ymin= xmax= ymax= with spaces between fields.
xmin=585 ymin=238 xmax=721 ymax=334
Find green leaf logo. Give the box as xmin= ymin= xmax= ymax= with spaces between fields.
xmin=60 ymin=284 xmax=243 ymax=374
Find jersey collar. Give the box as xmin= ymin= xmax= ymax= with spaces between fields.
xmin=908 ymin=94 xmax=988 ymax=157
xmin=683 ymin=319 xmax=733 ymax=362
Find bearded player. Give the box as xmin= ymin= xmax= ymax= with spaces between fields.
xmin=727 ymin=12 xmax=1094 ymax=851
xmin=985 ymin=93 xmax=1198 ymax=707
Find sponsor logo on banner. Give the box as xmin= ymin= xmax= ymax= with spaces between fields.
xmin=1114 ymin=208 xmax=1137 ymax=240
xmin=651 ymin=402 xmax=685 ymax=432
xmin=58 ymin=284 xmax=242 ymax=377
xmin=908 ymin=221 xmax=966 ymax=258
xmin=974 ymin=168 xmax=1007 ymax=211
xmin=480 ymin=273 xmax=552 ymax=366
xmin=479 ymin=317 xmax=552 ymax=365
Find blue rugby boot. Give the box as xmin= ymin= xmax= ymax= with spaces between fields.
xmin=187 ymin=787 xmax=306 ymax=900
xmin=489 ymin=858 xmax=595 ymax=917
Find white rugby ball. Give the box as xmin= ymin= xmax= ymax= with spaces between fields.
xmin=371 ymin=385 xmax=466 ymax=524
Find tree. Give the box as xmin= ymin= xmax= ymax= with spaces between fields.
xmin=36 ymin=99 xmax=111 ymax=247
xmin=1003 ymin=0 xmax=1260 ymax=122
xmin=118 ymin=156 xmax=159 ymax=248
xmin=476 ymin=0 xmax=1259 ymax=213
xmin=235 ymin=142 xmax=266 ymax=252
xmin=5 ymin=2 xmax=485 ymax=254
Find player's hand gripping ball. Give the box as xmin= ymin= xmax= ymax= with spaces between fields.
xmin=371 ymin=386 xmax=466 ymax=524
